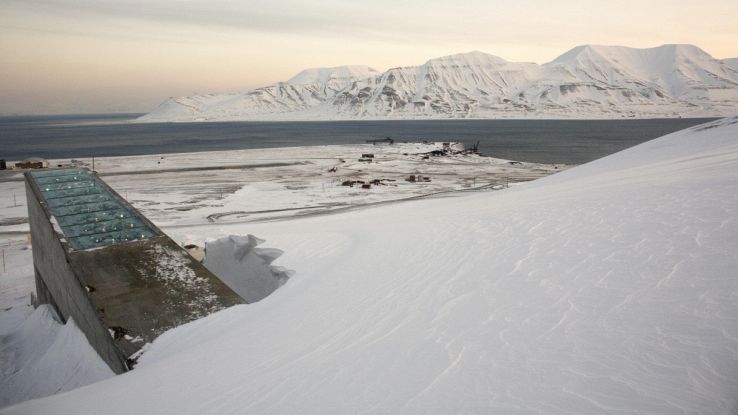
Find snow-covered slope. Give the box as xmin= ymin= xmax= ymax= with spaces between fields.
xmin=6 ymin=118 xmax=738 ymax=414
xmin=724 ymin=58 xmax=738 ymax=71
xmin=138 ymin=45 xmax=738 ymax=122
xmin=338 ymin=51 xmax=546 ymax=118
xmin=542 ymin=44 xmax=738 ymax=116
xmin=0 ymin=306 xmax=113 ymax=408
xmin=140 ymin=65 xmax=379 ymax=122
xmin=286 ymin=65 xmax=378 ymax=85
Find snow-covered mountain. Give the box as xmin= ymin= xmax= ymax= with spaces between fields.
xmin=724 ymin=58 xmax=738 ymax=71
xmin=140 ymin=65 xmax=379 ymax=121
xmin=138 ymin=45 xmax=738 ymax=122
xmin=286 ymin=65 xmax=379 ymax=85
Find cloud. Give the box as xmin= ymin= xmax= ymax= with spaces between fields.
xmin=1 ymin=0 xmax=442 ymax=41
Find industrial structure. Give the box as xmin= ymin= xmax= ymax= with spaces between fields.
xmin=25 ymin=168 xmax=244 ymax=373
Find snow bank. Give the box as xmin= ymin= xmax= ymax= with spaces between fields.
xmin=4 ymin=118 xmax=738 ymax=414
xmin=203 ymin=235 xmax=291 ymax=303
xmin=0 ymin=241 xmax=34 ymax=338
xmin=0 ymin=305 xmax=113 ymax=409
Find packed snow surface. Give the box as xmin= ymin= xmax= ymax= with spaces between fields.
xmin=139 ymin=44 xmax=738 ymax=122
xmin=3 ymin=118 xmax=738 ymax=413
xmin=1 ymin=141 xmax=556 ymax=231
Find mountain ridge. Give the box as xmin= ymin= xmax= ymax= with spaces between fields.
xmin=286 ymin=65 xmax=379 ymax=85
xmin=138 ymin=44 xmax=738 ymax=122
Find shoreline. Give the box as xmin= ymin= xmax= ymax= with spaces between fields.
xmin=1 ymin=118 xmax=717 ymax=164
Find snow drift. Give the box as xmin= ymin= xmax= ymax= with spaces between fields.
xmin=138 ymin=44 xmax=738 ymax=122
xmin=0 ymin=305 xmax=113 ymax=408
xmin=4 ymin=118 xmax=738 ymax=414
xmin=203 ymin=235 xmax=291 ymax=303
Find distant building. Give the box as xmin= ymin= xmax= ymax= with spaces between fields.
xmin=365 ymin=137 xmax=394 ymax=145
xmin=15 ymin=157 xmax=49 ymax=169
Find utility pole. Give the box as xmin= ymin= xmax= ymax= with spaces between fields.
xmin=92 ymin=156 xmax=95 ymax=172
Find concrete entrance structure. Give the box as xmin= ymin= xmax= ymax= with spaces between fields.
xmin=26 ymin=168 xmax=245 ymax=374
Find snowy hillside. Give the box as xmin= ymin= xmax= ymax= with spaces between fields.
xmin=138 ymin=45 xmax=738 ymax=122
xmin=6 ymin=118 xmax=738 ymax=414
xmin=141 ymin=65 xmax=379 ymax=121
xmin=724 ymin=58 xmax=738 ymax=71
xmin=286 ymin=65 xmax=378 ymax=85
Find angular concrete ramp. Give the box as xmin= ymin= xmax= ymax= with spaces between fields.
xmin=25 ymin=168 xmax=244 ymax=374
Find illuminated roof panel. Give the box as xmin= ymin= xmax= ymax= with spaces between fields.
xmin=56 ymin=209 xmax=133 ymax=227
xmin=29 ymin=169 xmax=158 ymax=250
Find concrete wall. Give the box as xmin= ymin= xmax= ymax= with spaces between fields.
xmin=69 ymin=236 xmax=246 ymax=359
xmin=26 ymin=179 xmax=129 ymax=374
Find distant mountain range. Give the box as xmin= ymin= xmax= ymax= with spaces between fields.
xmin=138 ymin=44 xmax=738 ymax=122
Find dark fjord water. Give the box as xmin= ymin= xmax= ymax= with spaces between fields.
xmin=0 ymin=114 xmax=717 ymax=164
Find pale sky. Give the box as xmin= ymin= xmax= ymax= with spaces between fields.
xmin=1 ymin=0 xmax=737 ymax=115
